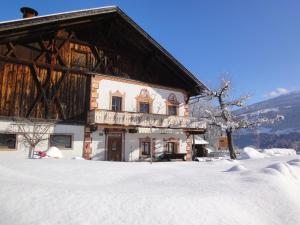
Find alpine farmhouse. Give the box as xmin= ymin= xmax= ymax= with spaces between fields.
xmin=0 ymin=6 xmax=207 ymax=161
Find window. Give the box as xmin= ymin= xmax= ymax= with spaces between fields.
xmin=168 ymin=105 xmax=177 ymax=116
xmin=141 ymin=141 xmax=151 ymax=155
xmin=112 ymin=96 xmax=122 ymax=112
xmin=136 ymin=89 xmax=153 ymax=113
xmin=139 ymin=102 xmax=150 ymax=113
xmin=0 ymin=133 xmax=16 ymax=150
xmin=71 ymin=49 xmax=88 ymax=68
xmin=166 ymin=142 xmax=177 ymax=154
xmin=166 ymin=93 xmax=179 ymax=116
xmin=50 ymin=135 xmax=72 ymax=149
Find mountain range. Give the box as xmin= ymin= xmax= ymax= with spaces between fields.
xmin=234 ymin=91 xmax=300 ymax=151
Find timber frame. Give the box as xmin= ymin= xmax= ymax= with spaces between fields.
xmin=0 ymin=6 xmax=207 ymax=124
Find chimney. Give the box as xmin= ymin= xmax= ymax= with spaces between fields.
xmin=20 ymin=7 xmax=38 ymax=18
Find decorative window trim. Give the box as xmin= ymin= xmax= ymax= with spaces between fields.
xmin=139 ymin=137 xmax=152 ymax=157
xmin=163 ymin=137 xmax=180 ymax=154
xmin=166 ymin=93 xmax=179 ymax=116
xmin=93 ymin=74 xmax=188 ymax=96
xmin=109 ymin=90 xmax=125 ymax=111
xmin=135 ymin=89 xmax=153 ymax=113
xmin=49 ymin=133 xmax=73 ymax=150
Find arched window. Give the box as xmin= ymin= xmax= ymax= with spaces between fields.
xmin=166 ymin=93 xmax=179 ymax=116
xmin=109 ymin=90 xmax=125 ymax=112
xmin=135 ymin=89 xmax=153 ymax=113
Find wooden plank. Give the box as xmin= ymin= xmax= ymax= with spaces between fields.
xmin=10 ymin=64 xmax=18 ymax=116
xmin=0 ymin=64 xmax=4 ymax=113
xmin=19 ymin=65 xmax=26 ymax=117
xmin=26 ymin=64 xmax=50 ymax=117
xmin=0 ymin=55 xmax=91 ymax=75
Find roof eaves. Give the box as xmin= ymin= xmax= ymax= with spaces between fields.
xmin=0 ymin=6 xmax=118 ymax=32
xmin=0 ymin=5 xmax=209 ymax=94
xmin=114 ymin=7 xmax=209 ymax=93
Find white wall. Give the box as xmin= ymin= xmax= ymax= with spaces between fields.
xmin=91 ymin=128 xmax=106 ymax=160
xmin=0 ymin=119 xmax=188 ymax=161
xmin=89 ymin=129 xmax=188 ymax=162
xmin=93 ymin=78 xmax=189 ymax=161
xmin=0 ymin=120 xmax=84 ymax=159
xmin=124 ymin=133 xmax=187 ymax=161
xmin=96 ymin=79 xmax=186 ymax=116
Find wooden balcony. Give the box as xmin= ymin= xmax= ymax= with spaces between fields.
xmin=88 ymin=109 xmax=206 ymax=130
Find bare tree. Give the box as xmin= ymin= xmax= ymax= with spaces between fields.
xmin=10 ymin=119 xmax=53 ymax=158
xmin=188 ymin=94 xmax=221 ymax=156
xmin=199 ymin=79 xmax=283 ymax=159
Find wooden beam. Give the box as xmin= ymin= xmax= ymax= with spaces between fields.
xmin=0 ymin=16 xmax=110 ymax=44
xmin=26 ymin=64 xmax=51 ymax=118
xmin=5 ymin=42 xmax=16 ymax=57
xmin=0 ymin=55 xmax=91 ymax=75
xmin=48 ymin=70 xmax=70 ymax=120
xmin=34 ymin=40 xmax=51 ymax=62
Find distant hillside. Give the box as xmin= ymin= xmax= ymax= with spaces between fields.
xmin=234 ymin=91 xmax=300 ymax=151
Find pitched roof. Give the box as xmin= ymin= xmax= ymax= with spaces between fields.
xmin=0 ymin=6 xmax=208 ymax=95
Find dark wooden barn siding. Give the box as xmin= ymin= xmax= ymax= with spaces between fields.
xmin=0 ymin=61 xmax=88 ymax=121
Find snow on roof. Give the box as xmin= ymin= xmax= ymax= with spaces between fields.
xmin=0 ymin=5 xmax=117 ymax=25
xmin=194 ymin=135 xmax=209 ymax=145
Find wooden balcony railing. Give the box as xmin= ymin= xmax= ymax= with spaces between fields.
xmin=88 ymin=109 xmax=206 ymax=130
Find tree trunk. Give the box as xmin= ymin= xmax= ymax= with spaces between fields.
xmin=226 ymin=130 xmax=236 ymax=159
xmin=192 ymin=134 xmax=195 ymax=160
xmin=150 ymin=127 xmax=153 ymax=164
xmin=28 ymin=146 xmax=34 ymax=158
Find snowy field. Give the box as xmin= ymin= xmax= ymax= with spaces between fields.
xmin=0 ymin=150 xmax=300 ymax=225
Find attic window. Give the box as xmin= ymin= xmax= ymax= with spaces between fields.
xmin=71 ymin=49 xmax=88 ymax=68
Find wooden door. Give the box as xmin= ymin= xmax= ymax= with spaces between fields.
xmin=107 ymin=133 xmax=123 ymax=161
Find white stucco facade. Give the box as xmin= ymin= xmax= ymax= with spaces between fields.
xmin=95 ymin=77 xmax=187 ymax=116
xmin=88 ymin=76 xmax=192 ymax=161
xmin=0 ymin=120 xmax=84 ymax=159
xmin=90 ymin=128 xmax=188 ymax=161
xmin=124 ymin=132 xmax=188 ymax=161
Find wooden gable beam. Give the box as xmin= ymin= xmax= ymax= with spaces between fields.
xmin=26 ymin=63 xmax=51 ymax=118
xmin=5 ymin=42 xmax=17 ymax=57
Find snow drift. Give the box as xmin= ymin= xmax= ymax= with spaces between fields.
xmin=238 ymin=147 xmax=265 ymax=159
xmin=262 ymin=148 xmax=296 ymax=156
xmin=46 ymin=146 xmax=63 ymax=159
xmin=0 ymin=153 xmax=299 ymax=225
xmin=238 ymin=147 xmax=296 ymax=160
xmin=225 ymin=164 xmax=248 ymax=172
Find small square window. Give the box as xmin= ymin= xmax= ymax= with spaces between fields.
xmin=71 ymin=49 xmax=88 ymax=68
xmin=112 ymin=96 xmax=122 ymax=112
xmin=50 ymin=135 xmax=72 ymax=149
xmin=168 ymin=105 xmax=177 ymax=116
xmin=139 ymin=102 xmax=150 ymax=113
xmin=142 ymin=141 xmax=151 ymax=155
xmin=0 ymin=133 xmax=16 ymax=150
xmin=166 ymin=142 xmax=177 ymax=154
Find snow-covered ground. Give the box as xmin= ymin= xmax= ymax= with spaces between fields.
xmin=0 ymin=151 xmax=300 ymax=225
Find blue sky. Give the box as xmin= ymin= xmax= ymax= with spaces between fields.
xmin=1 ymin=0 xmax=300 ymax=104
